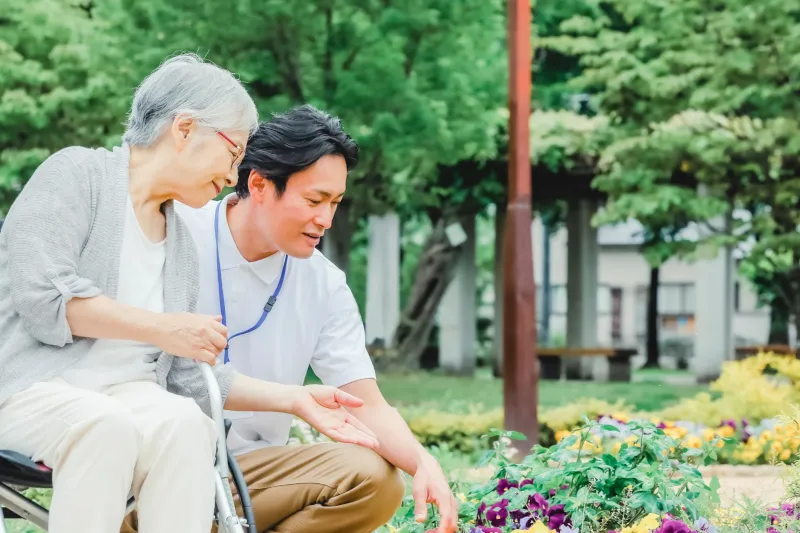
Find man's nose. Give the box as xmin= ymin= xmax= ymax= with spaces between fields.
xmin=315 ymin=205 xmax=336 ymax=229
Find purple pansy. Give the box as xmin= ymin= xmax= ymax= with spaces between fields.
xmin=496 ymin=479 xmax=519 ymax=495
xmin=486 ymin=499 xmax=509 ymax=527
xmin=655 ymin=519 xmax=693 ymax=533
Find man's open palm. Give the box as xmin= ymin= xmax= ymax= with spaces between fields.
xmin=292 ymin=385 xmax=380 ymax=450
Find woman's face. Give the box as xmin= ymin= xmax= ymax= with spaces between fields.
xmin=169 ymin=118 xmax=249 ymax=208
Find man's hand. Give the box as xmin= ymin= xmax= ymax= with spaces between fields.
xmin=290 ymin=385 xmax=380 ymax=450
xmin=412 ymin=455 xmax=458 ymax=533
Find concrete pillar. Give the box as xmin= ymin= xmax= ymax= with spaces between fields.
xmin=365 ymin=213 xmax=400 ymax=347
xmin=493 ymin=208 xmax=505 ymax=376
xmin=693 ymin=210 xmax=734 ymax=382
xmin=439 ymin=217 xmax=477 ymax=375
xmin=566 ymin=199 xmax=601 ymax=380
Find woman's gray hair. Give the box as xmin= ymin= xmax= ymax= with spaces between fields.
xmin=122 ymin=53 xmax=259 ymax=147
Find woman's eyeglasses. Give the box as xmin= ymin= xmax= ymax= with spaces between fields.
xmin=217 ymin=132 xmax=244 ymax=170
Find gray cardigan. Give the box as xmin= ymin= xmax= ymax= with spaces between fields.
xmin=0 ymin=144 xmax=236 ymax=415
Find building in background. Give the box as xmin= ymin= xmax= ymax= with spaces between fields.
xmin=535 ymin=217 xmax=770 ymax=368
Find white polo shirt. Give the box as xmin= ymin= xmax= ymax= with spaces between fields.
xmin=176 ymin=195 xmax=376 ymax=455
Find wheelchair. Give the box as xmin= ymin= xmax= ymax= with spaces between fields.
xmin=0 ymin=364 xmax=257 ymax=533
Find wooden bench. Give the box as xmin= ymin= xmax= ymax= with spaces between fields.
xmin=734 ymin=344 xmax=796 ymax=360
xmin=537 ymin=347 xmax=638 ymax=382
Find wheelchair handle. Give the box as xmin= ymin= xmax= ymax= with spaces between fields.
xmin=197 ymin=362 xmax=230 ymax=480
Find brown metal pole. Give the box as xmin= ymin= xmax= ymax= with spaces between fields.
xmin=503 ymin=0 xmax=538 ymax=452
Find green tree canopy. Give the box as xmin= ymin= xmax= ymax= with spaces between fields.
xmin=0 ymin=0 xmax=124 ymax=213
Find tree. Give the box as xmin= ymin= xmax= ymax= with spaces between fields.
xmin=0 ymin=0 xmax=126 ymax=213
xmin=597 ymin=112 xmax=800 ymax=349
xmin=547 ymin=0 xmax=800 ymax=352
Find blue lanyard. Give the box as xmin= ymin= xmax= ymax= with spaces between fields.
xmin=214 ymin=200 xmax=288 ymax=364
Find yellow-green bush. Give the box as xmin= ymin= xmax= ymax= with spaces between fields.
xmin=657 ymin=353 xmax=800 ymax=425
xmin=402 ymin=407 xmax=503 ymax=453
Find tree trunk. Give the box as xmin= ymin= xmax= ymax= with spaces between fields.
xmin=386 ymin=219 xmax=464 ymax=371
xmin=769 ymin=297 xmax=790 ymax=345
xmin=644 ymin=266 xmax=660 ymax=368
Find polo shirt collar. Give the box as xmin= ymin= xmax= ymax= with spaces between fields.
xmin=217 ymin=193 xmax=286 ymax=285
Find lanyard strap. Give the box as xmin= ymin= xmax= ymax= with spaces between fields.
xmin=214 ymin=200 xmax=288 ymax=364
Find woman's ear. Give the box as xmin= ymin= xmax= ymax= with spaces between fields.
xmin=171 ymin=114 xmax=197 ymax=151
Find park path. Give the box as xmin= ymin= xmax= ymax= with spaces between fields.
xmin=701 ymin=465 xmax=788 ymax=507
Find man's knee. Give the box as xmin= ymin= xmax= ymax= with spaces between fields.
xmin=348 ymin=446 xmax=406 ymax=517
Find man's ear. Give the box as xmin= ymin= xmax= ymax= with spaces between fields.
xmin=170 ymin=114 xmax=197 ymax=152
xmin=248 ymin=170 xmax=273 ymax=202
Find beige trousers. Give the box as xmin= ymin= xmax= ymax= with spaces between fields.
xmin=0 ymin=378 xmax=217 ymax=533
xmin=122 ymin=442 xmax=406 ymax=533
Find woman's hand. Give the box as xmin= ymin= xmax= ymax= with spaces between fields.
xmin=289 ymin=385 xmax=380 ymax=449
xmin=152 ymin=313 xmax=228 ymax=364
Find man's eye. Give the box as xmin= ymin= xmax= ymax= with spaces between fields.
xmin=307 ymin=199 xmax=321 ymax=206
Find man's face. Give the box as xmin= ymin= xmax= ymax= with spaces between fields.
xmin=261 ymin=154 xmax=348 ymax=258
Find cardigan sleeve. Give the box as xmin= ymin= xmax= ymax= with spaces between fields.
xmin=3 ymin=148 xmax=102 ymax=347
xmin=166 ymin=358 xmax=239 ymax=417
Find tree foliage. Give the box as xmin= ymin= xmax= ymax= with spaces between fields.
xmin=98 ymin=0 xmax=509 ymax=219
xmin=0 ymin=0 xmax=124 ymax=213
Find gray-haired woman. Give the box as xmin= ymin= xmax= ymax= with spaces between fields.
xmin=0 ymin=54 xmax=257 ymax=533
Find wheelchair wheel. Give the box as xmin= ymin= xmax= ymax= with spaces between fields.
xmin=228 ymin=449 xmax=257 ymax=533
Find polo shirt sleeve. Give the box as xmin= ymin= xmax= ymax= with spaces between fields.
xmin=310 ymin=280 xmax=376 ymax=388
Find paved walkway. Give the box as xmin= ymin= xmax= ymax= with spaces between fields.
xmin=701 ymin=465 xmax=788 ymax=507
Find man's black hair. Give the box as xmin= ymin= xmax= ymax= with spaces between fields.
xmin=236 ymin=104 xmax=359 ymax=198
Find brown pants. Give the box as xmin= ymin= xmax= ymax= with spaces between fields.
xmin=120 ymin=442 xmax=406 ymax=533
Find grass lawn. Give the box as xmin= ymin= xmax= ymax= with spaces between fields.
xmin=306 ymin=367 xmax=709 ymax=413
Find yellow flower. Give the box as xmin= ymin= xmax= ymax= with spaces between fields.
xmin=717 ymin=425 xmax=735 ymax=438
xmin=781 ymin=449 xmax=792 ymax=461
xmin=611 ymin=412 xmax=630 ymax=423
xmin=456 ymin=493 xmax=467 ymax=504
xmin=619 ymin=513 xmax=661 ymax=533
xmin=528 ymin=521 xmax=556 ymax=533
xmin=664 ymin=427 xmax=688 ymax=440
xmin=684 ymin=436 xmax=702 ymax=449
xmin=555 ymin=430 xmax=572 ymax=442
xmin=639 ymin=513 xmax=660 ymax=530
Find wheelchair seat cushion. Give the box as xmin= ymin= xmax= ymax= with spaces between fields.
xmin=0 ymin=450 xmax=52 ymax=487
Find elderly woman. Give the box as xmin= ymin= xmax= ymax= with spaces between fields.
xmin=0 ymin=54 xmax=255 ymax=533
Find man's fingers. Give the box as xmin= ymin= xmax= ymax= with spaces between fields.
xmin=345 ymin=414 xmax=379 ymax=442
xmin=340 ymin=425 xmax=379 ymax=449
xmin=333 ymin=389 xmax=365 ymax=408
xmin=412 ymin=484 xmax=428 ymax=523
xmin=436 ymin=495 xmax=457 ymax=533
xmin=325 ymin=428 xmax=377 ymax=449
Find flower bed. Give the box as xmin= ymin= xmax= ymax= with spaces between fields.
xmin=397 ymin=354 xmax=800 ymax=465
xmin=383 ymin=419 xmax=800 ymax=533
xmin=552 ymin=414 xmax=800 ymax=466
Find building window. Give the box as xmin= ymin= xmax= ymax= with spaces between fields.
xmin=536 ymin=284 xmax=614 ymax=315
